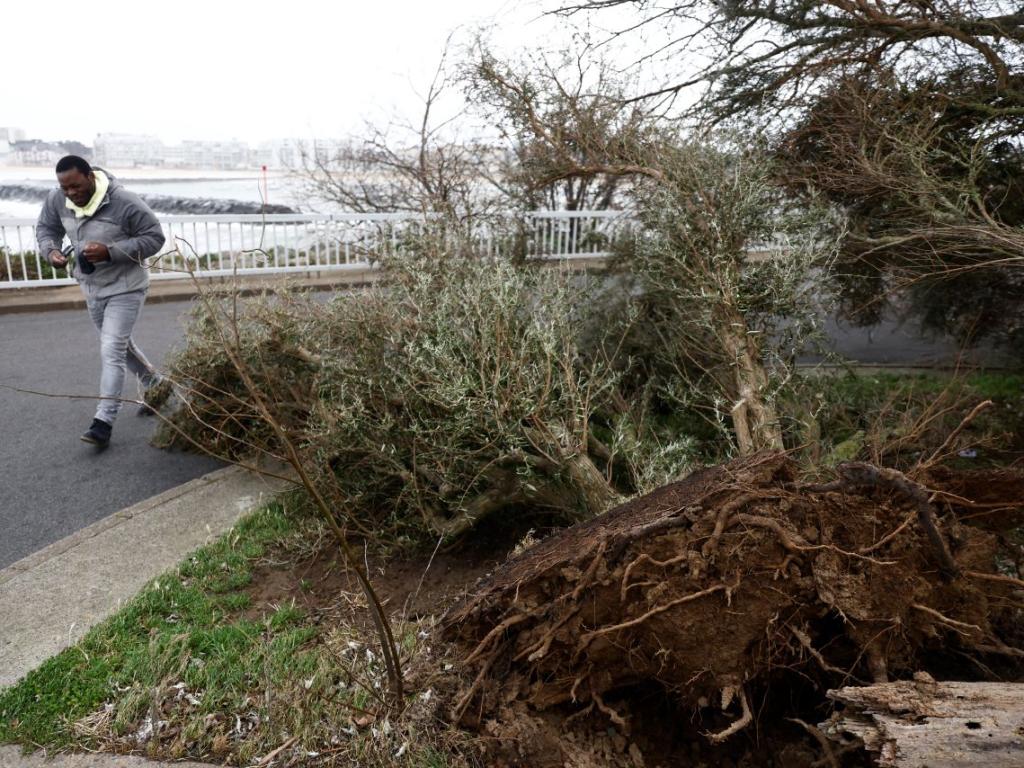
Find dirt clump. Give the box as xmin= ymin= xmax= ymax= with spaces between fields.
xmin=443 ymin=453 xmax=1024 ymax=767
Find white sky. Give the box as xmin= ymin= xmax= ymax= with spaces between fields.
xmin=2 ymin=0 xmax=651 ymax=146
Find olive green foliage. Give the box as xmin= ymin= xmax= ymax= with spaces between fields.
xmin=159 ymin=239 xmax=698 ymax=540
xmin=609 ymin=140 xmax=840 ymax=453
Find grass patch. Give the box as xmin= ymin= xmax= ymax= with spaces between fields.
xmin=0 ymin=497 xmax=476 ymax=766
xmin=0 ymin=500 xmax=299 ymax=748
xmin=809 ymin=370 xmax=1024 ymax=468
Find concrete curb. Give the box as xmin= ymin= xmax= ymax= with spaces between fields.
xmin=0 ymin=465 xmax=244 ymax=588
xmin=0 ymin=465 xmax=292 ymax=690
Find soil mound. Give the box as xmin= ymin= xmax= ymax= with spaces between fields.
xmin=443 ymin=453 xmax=1024 ymax=767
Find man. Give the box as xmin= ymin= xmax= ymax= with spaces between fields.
xmin=37 ymin=155 xmax=167 ymax=447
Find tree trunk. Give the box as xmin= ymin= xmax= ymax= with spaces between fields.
xmin=823 ymin=679 xmax=1024 ymax=767
xmin=562 ymin=450 xmax=623 ymax=516
xmin=717 ymin=304 xmax=783 ymax=454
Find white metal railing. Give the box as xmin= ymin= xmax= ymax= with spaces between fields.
xmin=0 ymin=210 xmax=632 ymax=288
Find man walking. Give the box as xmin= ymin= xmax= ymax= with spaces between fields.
xmin=37 ymin=155 xmax=167 ymax=447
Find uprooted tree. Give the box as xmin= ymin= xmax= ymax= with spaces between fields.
xmin=444 ymin=451 xmax=1024 ymax=765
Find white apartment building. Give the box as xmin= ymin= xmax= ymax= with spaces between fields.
xmin=94 ymin=133 xmax=164 ymax=167
xmin=181 ymin=140 xmax=251 ymax=170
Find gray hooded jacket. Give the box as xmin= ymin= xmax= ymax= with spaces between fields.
xmin=35 ymin=168 xmax=166 ymax=299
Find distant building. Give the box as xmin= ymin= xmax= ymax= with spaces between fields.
xmin=181 ymin=139 xmax=251 ymax=170
xmin=257 ymin=138 xmax=303 ymax=169
xmin=0 ymin=128 xmax=17 ymax=160
xmin=0 ymin=127 xmax=27 ymax=144
xmin=94 ymin=133 xmax=164 ymax=167
xmin=257 ymin=138 xmax=352 ymax=171
xmin=10 ymin=140 xmax=66 ymax=166
xmin=162 ymin=144 xmax=187 ymax=167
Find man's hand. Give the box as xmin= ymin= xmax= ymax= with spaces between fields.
xmin=81 ymin=242 xmax=110 ymax=263
xmin=48 ymin=249 xmax=67 ymax=268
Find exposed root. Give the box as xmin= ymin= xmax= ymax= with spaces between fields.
xmin=563 ymin=700 xmax=595 ymax=726
xmin=787 ymin=718 xmax=839 ymax=768
xmin=571 ymin=537 xmax=608 ymax=601
xmin=911 ymin=603 xmax=983 ymax=636
xmin=859 ymin=513 xmax=915 ymax=555
xmin=705 ymin=686 xmax=752 ymax=744
xmin=734 ymin=513 xmax=895 ymax=566
xmin=974 ymin=642 xmax=1024 ymax=658
xmin=837 ymin=462 xmax=959 ymax=577
xmin=773 ymin=554 xmax=798 ymax=580
xmin=592 ymin=690 xmax=629 ymax=733
xmin=790 ymin=625 xmax=859 ymax=681
xmin=463 ymin=614 xmax=528 ymax=665
xmin=517 ymin=604 xmax=582 ymax=663
xmin=579 ymin=582 xmax=733 ymax=649
xmin=444 ymin=453 xmax=1024 ymax=766
xmin=620 ymin=552 xmax=691 ymax=602
xmin=701 ymin=492 xmax=761 ymax=556
xmin=570 ymin=668 xmax=591 ymax=703
xmin=453 ymin=652 xmax=497 ymax=720
xmin=966 ymin=570 xmax=1024 ymax=590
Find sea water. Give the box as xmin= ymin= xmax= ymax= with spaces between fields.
xmin=0 ymin=166 xmax=309 ymax=218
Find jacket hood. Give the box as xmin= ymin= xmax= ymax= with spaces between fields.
xmin=93 ymin=166 xmax=121 ymax=191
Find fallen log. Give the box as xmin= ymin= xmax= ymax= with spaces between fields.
xmin=823 ymin=677 xmax=1024 ymax=767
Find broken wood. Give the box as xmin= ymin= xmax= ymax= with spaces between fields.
xmin=823 ymin=678 xmax=1024 ymax=767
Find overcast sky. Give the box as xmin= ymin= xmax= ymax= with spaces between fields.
xmin=3 ymin=0 xmax=647 ymax=146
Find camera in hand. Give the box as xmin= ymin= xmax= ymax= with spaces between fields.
xmin=65 ymin=244 xmax=95 ymax=275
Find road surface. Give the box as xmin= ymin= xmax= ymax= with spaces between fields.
xmin=0 ymin=300 xmax=222 ymax=569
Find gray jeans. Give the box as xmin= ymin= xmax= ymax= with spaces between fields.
xmin=86 ymin=289 xmax=159 ymax=424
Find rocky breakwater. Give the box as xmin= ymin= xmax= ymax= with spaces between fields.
xmin=0 ymin=184 xmax=297 ymax=215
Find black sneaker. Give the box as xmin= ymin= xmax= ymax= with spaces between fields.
xmin=80 ymin=418 xmax=112 ymax=446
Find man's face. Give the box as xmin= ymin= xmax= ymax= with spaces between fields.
xmin=57 ymin=168 xmax=96 ymax=207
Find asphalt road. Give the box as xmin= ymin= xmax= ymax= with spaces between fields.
xmin=809 ymin=313 xmax=1011 ymax=368
xmin=0 ymin=300 xmax=222 ymax=570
